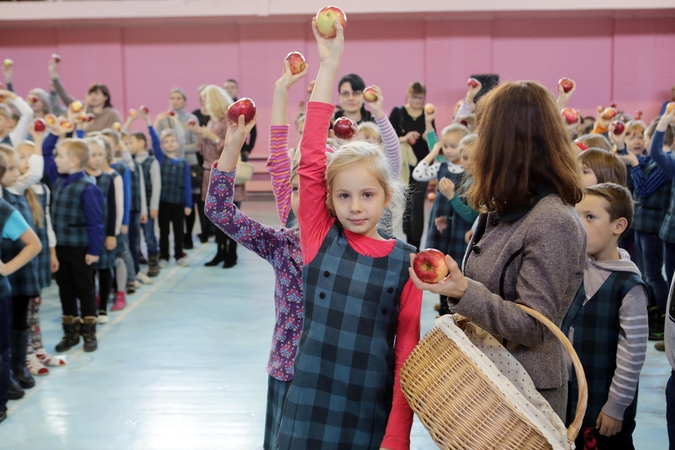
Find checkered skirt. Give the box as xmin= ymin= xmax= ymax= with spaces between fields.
xmin=424 ymin=166 xmax=463 ymax=252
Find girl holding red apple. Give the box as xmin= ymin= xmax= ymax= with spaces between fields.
xmin=409 ymin=81 xmax=587 ymax=421
xmin=276 ymin=17 xmax=422 ymax=450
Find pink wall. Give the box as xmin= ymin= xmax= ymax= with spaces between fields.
xmin=1 ymin=17 xmax=675 ymax=152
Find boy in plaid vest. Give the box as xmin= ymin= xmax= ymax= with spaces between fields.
xmin=154 ymin=129 xmax=191 ymax=267
xmin=563 ymin=183 xmax=649 ymax=449
xmin=41 ymin=133 xmax=104 ymax=353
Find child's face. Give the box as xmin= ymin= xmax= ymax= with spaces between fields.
xmin=290 ymin=175 xmax=299 ymax=219
xmin=129 ymin=136 xmax=145 ymax=154
xmin=580 ymin=163 xmax=598 ymax=188
xmin=329 ymin=164 xmax=389 ymax=239
xmin=575 ymin=195 xmax=623 ymax=258
xmin=625 ymin=130 xmax=645 ymax=155
xmin=0 ymin=153 xmax=19 ymax=187
xmin=54 ymin=147 xmax=79 ymax=174
xmin=442 ymin=132 xmax=463 ymax=163
xmin=17 ymin=147 xmax=31 ymax=175
xmin=0 ymin=114 xmax=7 ymax=135
xmin=88 ymin=144 xmax=104 ymax=171
xmin=161 ymin=135 xmax=179 ymax=154
xmin=122 ymin=134 xmax=132 ymax=149
xmin=460 ymin=145 xmax=475 ymax=176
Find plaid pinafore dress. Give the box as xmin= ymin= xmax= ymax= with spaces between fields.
xmin=276 ymin=224 xmax=414 ymax=449
xmin=425 ymin=163 xmax=463 ymax=252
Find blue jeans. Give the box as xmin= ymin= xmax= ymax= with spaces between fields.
xmin=141 ymin=217 xmax=158 ymax=256
xmin=668 ymin=371 xmax=675 ymax=450
xmin=0 ymin=295 xmax=11 ymax=411
xmin=638 ymin=231 xmax=669 ymax=312
xmin=116 ymin=233 xmax=135 ymax=284
xmin=129 ymin=211 xmax=141 ymax=275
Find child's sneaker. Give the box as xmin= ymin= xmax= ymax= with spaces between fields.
xmin=177 ymin=256 xmax=189 ymax=267
xmin=26 ymin=353 xmax=50 ymax=376
xmin=111 ymin=292 xmax=127 ymax=311
xmin=97 ymin=311 xmax=109 ymax=324
xmin=139 ymin=254 xmax=148 ymax=265
xmin=136 ymin=272 xmax=153 ymax=285
xmin=134 ymin=280 xmax=142 ymax=289
xmin=158 ymin=259 xmax=168 ymax=269
xmin=34 ymin=348 xmax=66 ymax=367
xmin=126 ymin=282 xmax=136 ymax=295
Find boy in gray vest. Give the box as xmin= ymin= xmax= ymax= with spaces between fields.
xmin=41 ymin=133 xmax=104 ymax=353
xmin=563 ymin=183 xmax=649 ymax=449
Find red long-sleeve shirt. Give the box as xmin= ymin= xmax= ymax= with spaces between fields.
xmin=298 ymin=101 xmax=421 ymax=450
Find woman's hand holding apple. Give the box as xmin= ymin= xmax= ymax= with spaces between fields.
xmin=409 ymin=253 xmax=468 ymax=300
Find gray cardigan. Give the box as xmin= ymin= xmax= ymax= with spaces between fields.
xmin=453 ymin=194 xmax=586 ymax=390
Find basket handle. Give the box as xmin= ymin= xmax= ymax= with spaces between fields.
xmin=515 ymin=303 xmax=588 ymax=446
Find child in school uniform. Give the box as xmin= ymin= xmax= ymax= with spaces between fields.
xmin=0 ymin=156 xmax=42 ymax=424
xmin=41 ymin=130 xmax=104 ymax=353
xmin=277 ymin=20 xmax=422 ymax=449
xmin=153 ymin=128 xmax=192 ymax=267
xmin=563 ymin=183 xmax=649 ymax=449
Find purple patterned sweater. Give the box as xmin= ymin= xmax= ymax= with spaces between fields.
xmin=205 ymin=165 xmax=303 ymax=381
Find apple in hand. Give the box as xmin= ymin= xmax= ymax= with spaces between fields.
xmin=601 ymin=107 xmax=617 ymax=120
xmin=413 ymin=248 xmax=450 ymax=284
xmin=363 ymin=86 xmax=377 ymax=103
xmin=558 ymin=77 xmax=574 ymax=93
xmin=85 ymin=113 xmax=95 ymax=122
xmin=27 ymin=94 xmax=39 ymax=104
xmin=633 ymin=110 xmax=643 ymax=121
xmin=33 ymin=118 xmax=46 ymax=132
xmin=561 ymin=108 xmax=578 ymax=125
xmin=424 ymin=103 xmax=435 ymax=115
xmin=667 ymin=102 xmax=675 ymax=114
xmin=168 ymin=110 xmax=176 ymax=117
xmin=575 ymin=140 xmax=588 ymax=151
xmin=316 ymin=5 xmax=347 ymax=38
xmin=226 ymin=98 xmax=256 ymax=125
xmin=333 ymin=116 xmax=356 ymax=140
xmin=612 ymin=120 xmax=625 ymax=135
xmin=69 ymin=100 xmax=84 ymax=113
xmin=3 ymin=59 xmax=13 ymax=68
xmin=427 ymin=192 xmax=436 ymax=202
xmin=285 ymin=52 xmax=307 ymax=75
xmin=129 ymin=108 xmax=137 ymax=117
xmin=188 ymin=118 xmax=197 ymax=126
xmin=44 ymin=114 xmax=57 ymax=126
xmin=61 ymin=120 xmax=74 ymax=131
xmin=467 ymin=78 xmax=479 ymax=88
xmin=52 ymin=54 xmax=61 ymax=63
xmin=609 ymin=102 xmax=617 ymax=108
xmin=140 ymin=105 xmax=149 ymax=115
xmin=112 ymin=122 xmax=122 ymax=132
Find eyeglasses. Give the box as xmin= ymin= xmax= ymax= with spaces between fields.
xmin=339 ymin=91 xmax=362 ymax=99
xmin=410 ymin=95 xmax=425 ymax=101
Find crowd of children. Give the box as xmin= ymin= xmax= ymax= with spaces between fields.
xmin=1 ymin=15 xmax=675 ymax=450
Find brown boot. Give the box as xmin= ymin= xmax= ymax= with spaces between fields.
xmin=655 ymin=341 xmax=665 ymax=352
xmin=80 ymin=317 xmax=98 ymax=352
xmin=55 ymin=316 xmax=80 ymax=352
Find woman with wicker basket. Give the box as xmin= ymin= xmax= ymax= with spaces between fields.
xmin=409 ymin=81 xmax=587 ymax=421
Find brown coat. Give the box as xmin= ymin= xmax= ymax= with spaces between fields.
xmin=453 ymin=194 xmax=586 ymax=390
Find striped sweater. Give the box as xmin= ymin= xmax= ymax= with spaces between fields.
xmin=567 ymin=248 xmax=649 ymax=421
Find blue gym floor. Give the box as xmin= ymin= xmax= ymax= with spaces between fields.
xmin=0 ymin=199 xmax=669 ymax=449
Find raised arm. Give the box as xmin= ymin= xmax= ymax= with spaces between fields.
xmin=365 ymin=85 xmax=401 ymax=177
xmin=49 ymin=59 xmax=77 ymax=107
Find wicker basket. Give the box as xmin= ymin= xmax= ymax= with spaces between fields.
xmin=400 ymin=304 xmax=587 ymax=450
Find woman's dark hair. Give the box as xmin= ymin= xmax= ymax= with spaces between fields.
xmin=408 ymin=81 xmax=426 ymax=96
xmin=337 ymin=74 xmax=365 ymax=94
xmin=468 ymin=80 xmax=583 ymax=214
xmin=88 ymin=84 xmax=112 ymax=109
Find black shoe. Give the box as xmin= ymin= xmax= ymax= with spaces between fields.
xmin=205 ymin=245 xmax=226 ymax=267
xmin=126 ymin=282 xmax=136 ymax=295
xmin=184 ymin=241 xmax=194 ymax=250
xmin=55 ymin=316 xmax=81 ymax=353
xmin=11 ymin=330 xmax=35 ymax=389
xmin=0 ymin=407 xmax=7 ymax=424
xmin=223 ymin=258 xmax=237 ymax=269
xmin=7 ymin=377 xmax=24 ymax=400
xmin=198 ymin=233 xmax=209 ymax=244
xmin=81 ymin=317 xmax=98 ymax=352
xmin=139 ymin=255 xmax=148 ymax=265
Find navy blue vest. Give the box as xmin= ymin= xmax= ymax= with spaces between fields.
xmin=561 ymin=271 xmax=644 ymax=429
xmin=278 ymin=224 xmax=415 ymax=449
xmin=94 ymin=172 xmax=116 ymax=270
xmin=160 ymin=158 xmax=187 ymax=205
xmin=52 ymin=175 xmax=93 ymax=247
xmin=140 ymin=156 xmax=155 ymax=208
xmin=633 ymin=160 xmax=672 ymax=234
xmin=34 ymin=185 xmax=51 ymax=290
xmin=0 ymin=199 xmax=15 ymax=298
xmin=425 ymin=164 xmax=463 ymax=253
xmin=129 ymin=160 xmax=142 ymax=212
xmin=1 ymin=188 xmax=40 ymax=297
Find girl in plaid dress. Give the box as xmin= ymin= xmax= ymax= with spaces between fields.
xmin=277 ymin=19 xmax=423 ymax=450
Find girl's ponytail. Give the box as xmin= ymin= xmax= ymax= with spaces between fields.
xmin=24 ymin=188 xmax=45 ymax=228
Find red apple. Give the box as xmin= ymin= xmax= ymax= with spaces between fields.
xmin=27 ymin=94 xmax=39 ymax=104
xmin=424 ymin=103 xmax=435 ymax=115
xmin=61 ymin=120 xmax=73 ymax=131
xmin=3 ymin=59 xmax=13 ymax=68
xmin=575 ymin=140 xmax=588 ymax=151
xmin=85 ymin=113 xmax=95 ymax=122
xmin=168 ymin=110 xmax=176 ymax=117
xmin=285 ymin=52 xmax=307 ymax=75
xmin=52 ymin=53 xmax=61 ymax=63
xmin=69 ymin=100 xmax=84 ymax=113
xmin=363 ymin=86 xmax=377 ymax=103
xmin=44 ymin=114 xmax=56 ymax=126
xmin=612 ymin=120 xmax=625 ymax=135
xmin=112 ymin=122 xmax=122 ymax=132
xmin=467 ymin=78 xmax=479 ymax=88
xmin=188 ymin=118 xmax=197 ymax=126
xmin=316 ymin=6 xmax=347 ymax=38
xmin=140 ymin=105 xmax=149 ymax=115
xmin=601 ymin=107 xmax=617 ymax=120
xmin=226 ymin=98 xmax=256 ymax=125
xmin=633 ymin=110 xmax=643 ymax=121
xmin=407 ymin=136 xmax=418 ymax=145
xmin=561 ymin=108 xmax=578 ymax=125
xmin=76 ymin=112 xmax=87 ymax=123
xmin=609 ymin=102 xmax=617 ymax=108
xmin=427 ymin=192 xmax=436 ymax=202
xmin=333 ymin=116 xmax=356 ymax=140
xmin=129 ymin=108 xmax=137 ymax=117
xmin=413 ymin=248 xmax=450 ymax=284
xmin=667 ymin=102 xmax=675 ymax=114
xmin=558 ymin=77 xmax=574 ymax=93
xmin=33 ymin=118 xmax=46 ymax=132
